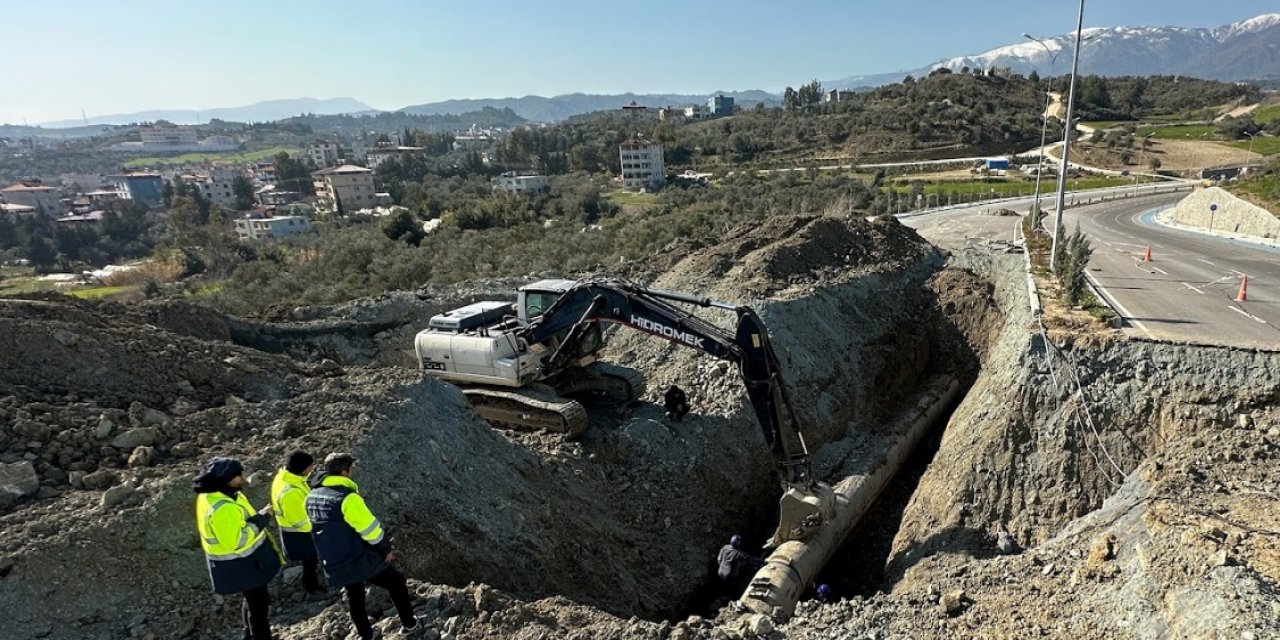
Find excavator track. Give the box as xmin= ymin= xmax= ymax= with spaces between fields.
xmin=462 ymin=385 xmax=589 ymax=438
xmin=552 ymin=362 xmax=647 ymax=403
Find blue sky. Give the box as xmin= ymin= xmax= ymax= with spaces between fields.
xmin=4 ymin=0 xmax=1277 ymax=124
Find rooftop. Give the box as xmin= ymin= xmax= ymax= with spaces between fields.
xmin=2 ymin=183 xmax=57 ymax=192
xmin=312 ymin=164 xmax=373 ymax=176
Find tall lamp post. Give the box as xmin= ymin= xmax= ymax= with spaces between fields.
xmin=1023 ymin=34 xmax=1061 ymax=228
xmin=1050 ymin=0 xmax=1087 ymax=274
xmin=1244 ymin=131 xmax=1260 ymax=157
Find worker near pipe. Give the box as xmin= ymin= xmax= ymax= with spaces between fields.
xmin=270 ymin=450 xmax=322 ymax=594
xmin=193 ymin=456 xmax=283 ymax=640
xmin=664 ymin=384 xmax=690 ymax=421
xmin=717 ymin=534 xmax=764 ymax=587
xmin=307 ymin=452 xmax=420 ymax=639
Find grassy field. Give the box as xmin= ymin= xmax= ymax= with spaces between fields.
xmin=1081 ymin=121 xmax=1133 ymax=130
xmin=886 ymin=176 xmax=1143 ymax=198
xmin=1253 ymin=104 xmax=1280 ymax=124
xmin=0 ymin=266 xmax=139 ymax=300
xmin=123 ymin=146 xmax=298 ymax=168
xmin=606 ymin=190 xmax=661 ymax=206
xmin=1135 ymin=124 xmax=1216 ymax=140
xmin=1230 ymin=174 xmax=1280 ymax=212
xmin=1223 ymin=137 xmax=1280 ymax=157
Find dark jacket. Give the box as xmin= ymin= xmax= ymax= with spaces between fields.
xmin=717 ymin=545 xmax=763 ymax=581
xmin=306 ymin=476 xmax=390 ymax=586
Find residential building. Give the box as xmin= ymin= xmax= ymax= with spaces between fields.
xmin=619 ymin=138 xmax=665 ymax=192
xmin=0 ymin=203 xmax=38 ymax=218
xmin=492 ymin=172 xmax=549 ymax=195
xmin=107 ymin=173 xmax=166 ymax=207
xmin=1 ymin=183 xmax=65 ymax=215
xmin=452 ymin=135 xmax=492 ymax=151
xmin=256 ymin=185 xmax=301 ymax=206
xmin=57 ymin=211 xmax=106 ymax=227
xmin=683 ymin=106 xmax=706 ymax=120
xmin=308 ymin=140 xmax=342 ymax=169
xmin=234 ymin=213 xmax=312 ymax=241
xmin=824 ymin=89 xmax=857 ymax=103
xmin=312 ymin=164 xmax=376 ymax=213
xmin=366 ymin=145 xmax=424 ymax=171
xmin=141 ymin=125 xmax=198 ymax=147
xmin=708 ymin=94 xmax=734 ymax=117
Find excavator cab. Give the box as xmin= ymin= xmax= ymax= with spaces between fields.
xmin=517 ymin=279 xmax=577 ymax=324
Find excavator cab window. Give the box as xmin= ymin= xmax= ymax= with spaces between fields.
xmin=522 ymin=291 xmax=561 ymax=321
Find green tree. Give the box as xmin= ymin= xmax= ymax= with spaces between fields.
xmin=1147 ymin=157 xmax=1162 ymax=171
xmin=26 ymin=236 xmax=56 ymax=271
xmin=231 ymin=175 xmax=256 ymax=210
xmin=1060 ymin=223 xmax=1093 ymax=306
xmin=381 ymin=209 xmax=424 ymax=246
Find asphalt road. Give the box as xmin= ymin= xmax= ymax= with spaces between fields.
xmin=906 ymin=190 xmax=1280 ymax=349
xmin=1064 ymin=195 xmax=1280 ymax=349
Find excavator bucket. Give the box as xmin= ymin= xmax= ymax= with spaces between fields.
xmin=768 ymin=482 xmax=837 ymax=547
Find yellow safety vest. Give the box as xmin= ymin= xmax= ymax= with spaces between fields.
xmin=270 ymin=469 xmax=312 ymax=534
xmin=195 ymin=491 xmax=267 ymax=561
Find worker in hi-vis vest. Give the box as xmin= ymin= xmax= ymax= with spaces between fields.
xmin=193 ymin=457 xmax=282 ymax=640
xmin=270 ymin=450 xmax=321 ymax=593
xmin=307 ymin=452 xmax=419 ymax=640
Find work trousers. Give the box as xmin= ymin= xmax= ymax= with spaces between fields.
xmin=302 ymin=557 xmax=321 ymax=592
xmin=241 ymin=585 xmax=272 ymax=640
xmin=343 ymin=566 xmax=415 ymax=639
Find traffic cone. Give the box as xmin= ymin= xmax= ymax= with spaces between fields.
xmin=1143 ymin=246 xmax=1152 ymax=262
xmin=1237 ymin=275 xmax=1248 ymax=302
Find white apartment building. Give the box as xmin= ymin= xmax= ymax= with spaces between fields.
xmin=141 ymin=125 xmax=198 ymax=147
xmin=492 ymin=172 xmax=549 ymax=195
xmin=234 ymin=215 xmax=312 ymax=241
xmin=619 ymin=139 xmax=665 ymax=191
xmin=312 ymin=164 xmax=376 ymax=213
xmin=1 ymin=183 xmax=65 ymax=215
xmin=366 ymin=145 xmax=424 ymax=171
xmin=308 ymin=140 xmax=342 ymax=169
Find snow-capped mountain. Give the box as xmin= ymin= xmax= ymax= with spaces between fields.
xmin=829 ymin=13 xmax=1280 ymax=89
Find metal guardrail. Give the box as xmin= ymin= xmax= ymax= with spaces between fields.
xmin=896 ymin=182 xmax=1194 ymax=220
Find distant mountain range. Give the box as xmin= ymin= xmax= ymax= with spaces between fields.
xmin=12 ymin=14 xmax=1280 ymax=132
xmin=829 ymin=13 xmax=1280 ymax=89
xmin=36 ymin=97 xmax=376 ymax=128
xmin=398 ymin=91 xmax=779 ymax=122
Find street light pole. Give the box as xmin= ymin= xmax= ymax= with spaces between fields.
xmin=1245 ymin=131 xmax=1259 ymax=156
xmin=1024 ymin=34 xmax=1061 ymax=229
xmin=1050 ymin=0 xmax=1087 ymax=274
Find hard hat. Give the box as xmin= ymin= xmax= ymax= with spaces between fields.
xmin=730 ymin=534 xmax=743 ymax=548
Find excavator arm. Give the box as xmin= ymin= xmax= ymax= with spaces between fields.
xmin=525 ymin=280 xmax=821 ymax=494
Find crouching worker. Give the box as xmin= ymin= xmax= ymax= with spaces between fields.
xmin=272 ymin=450 xmax=322 ymax=593
xmin=194 ymin=457 xmax=282 ymax=640
xmin=308 ymin=453 xmax=419 ymax=639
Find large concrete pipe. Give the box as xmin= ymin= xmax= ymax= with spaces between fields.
xmin=741 ymin=374 xmax=961 ymax=617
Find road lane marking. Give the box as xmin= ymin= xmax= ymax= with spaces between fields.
xmin=1151 ymin=266 xmax=1169 ymax=275
xmin=1087 ymin=274 xmax=1153 ymax=338
xmin=1181 ymin=282 xmax=1206 ymax=295
xmin=1197 ymin=258 xmax=1216 ymax=266
xmin=1229 ymin=306 xmax=1268 ymax=324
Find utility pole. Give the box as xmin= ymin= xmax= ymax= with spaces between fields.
xmin=1051 ymin=0 xmax=1087 ymax=273
xmin=1023 ymin=34 xmax=1061 ymax=228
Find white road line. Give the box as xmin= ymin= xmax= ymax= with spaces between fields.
xmin=1151 ymin=266 xmax=1169 ymax=275
xmin=1088 ymin=274 xmax=1153 ymax=338
xmin=1229 ymin=306 xmax=1268 ymax=324
xmin=1231 ymin=270 xmax=1246 ymax=277
xmin=1197 ymin=258 xmax=1216 ymax=266
xmin=1181 ymin=282 xmax=1206 ymax=295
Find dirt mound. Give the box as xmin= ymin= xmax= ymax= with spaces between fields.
xmin=671 ymin=214 xmax=937 ymax=300
xmin=0 ymin=213 xmax=962 ymax=639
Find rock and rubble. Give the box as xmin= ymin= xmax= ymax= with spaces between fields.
xmin=0 ymin=212 xmax=1277 ymax=640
